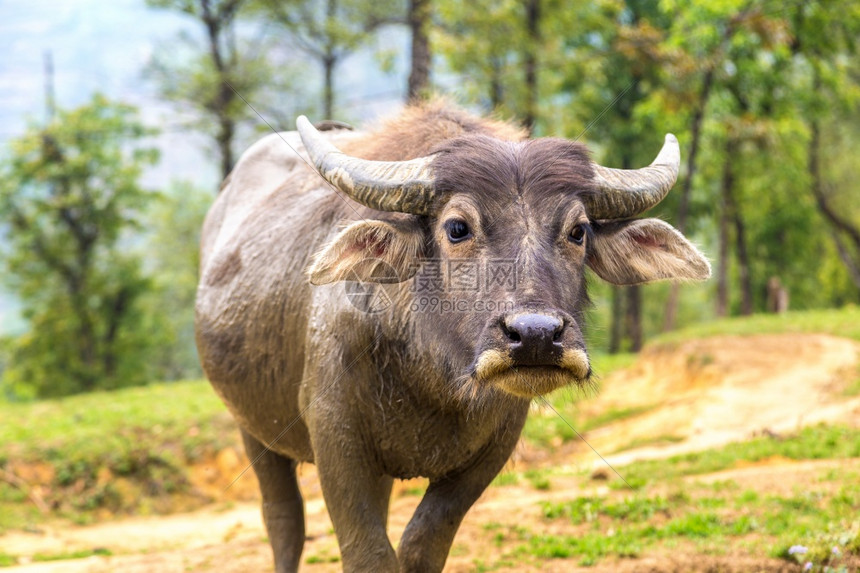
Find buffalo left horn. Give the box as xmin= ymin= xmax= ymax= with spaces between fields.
xmin=585 ymin=134 xmax=681 ymax=220
xmin=296 ymin=115 xmax=438 ymax=216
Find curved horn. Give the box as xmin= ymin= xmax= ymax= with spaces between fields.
xmin=585 ymin=134 xmax=681 ymax=220
xmin=296 ymin=116 xmax=438 ymax=215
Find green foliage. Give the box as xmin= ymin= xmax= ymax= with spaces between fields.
xmin=0 ymin=94 xmax=159 ymax=398
xmin=435 ymin=0 xmax=530 ymax=119
xmin=253 ymin=0 xmax=403 ymax=119
xmin=436 ymin=0 xmax=860 ymax=345
xmin=145 ymin=0 xmax=308 ymax=177
xmin=137 ymin=181 xmax=211 ymax=380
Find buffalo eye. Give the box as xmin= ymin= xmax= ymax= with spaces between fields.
xmin=444 ymin=219 xmax=472 ymax=243
xmin=569 ymin=223 xmax=587 ymax=246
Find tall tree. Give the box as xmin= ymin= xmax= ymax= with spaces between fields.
xmin=522 ymin=0 xmax=540 ymax=131
xmin=139 ymin=181 xmax=211 ymax=380
xmin=435 ymin=0 xmax=563 ymax=127
xmin=789 ymin=1 xmax=860 ymax=291
xmin=435 ymin=0 xmax=523 ymax=114
xmin=259 ymin=0 xmax=401 ymax=117
xmin=408 ymin=0 xmax=431 ymax=100
xmin=0 ymin=95 xmax=158 ymax=398
xmin=560 ymin=0 xmax=672 ymax=351
xmin=660 ymin=5 xmax=756 ymax=330
xmin=147 ymin=0 xmax=272 ymax=181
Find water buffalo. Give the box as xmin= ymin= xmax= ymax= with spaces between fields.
xmin=195 ymin=102 xmax=710 ymax=572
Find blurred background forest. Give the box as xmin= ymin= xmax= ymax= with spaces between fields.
xmin=0 ymin=0 xmax=858 ymax=400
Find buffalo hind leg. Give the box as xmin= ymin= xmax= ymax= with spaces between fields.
xmin=241 ymin=429 xmax=305 ymax=573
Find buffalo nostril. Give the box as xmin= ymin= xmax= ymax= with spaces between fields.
xmin=501 ymin=323 xmax=521 ymax=342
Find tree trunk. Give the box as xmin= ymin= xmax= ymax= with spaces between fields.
xmin=617 ymin=150 xmax=643 ymax=352
xmin=625 ymin=286 xmax=642 ymax=352
xmin=733 ymin=209 xmax=753 ymax=315
xmin=407 ymin=0 xmax=430 ymax=100
xmin=489 ymin=55 xmax=503 ymax=109
xmin=722 ymin=146 xmax=753 ymax=315
xmin=217 ymin=117 xmax=235 ymax=181
xmin=830 ymin=231 xmax=860 ymax=293
xmin=323 ymin=55 xmax=335 ymax=119
xmin=808 ymin=116 xmax=860 ymax=290
xmin=662 ymin=65 xmax=716 ymax=331
xmin=201 ymin=0 xmax=238 ymax=181
xmin=103 ymin=286 xmax=131 ymax=379
xmin=322 ymin=0 xmax=337 ymax=118
xmin=715 ymin=139 xmax=732 ymax=317
xmin=609 ymin=287 xmax=623 ymax=354
xmin=715 ymin=202 xmax=730 ymax=317
xmin=523 ymin=0 xmax=540 ymax=133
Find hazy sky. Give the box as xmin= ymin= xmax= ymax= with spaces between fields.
xmin=0 ymin=0 xmax=411 ymax=188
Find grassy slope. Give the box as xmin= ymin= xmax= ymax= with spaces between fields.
xmin=483 ymin=425 xmax=860 ymax=571
xmin=1 ymin=307 xmax=858 ymax=568
xmin=650 ymin=306 xmax=860 ymax=345
xmin=0 ymin=381 xmax=235 ymax=532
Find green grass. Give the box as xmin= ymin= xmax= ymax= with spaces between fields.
xmin=32 ymin=548 xmax=113 ymax=562
xmin=611 ymin=433 xmax=686 ymax=453
xmin=494 ymin=472 xmax=859 ymax=569
xmin=0 ymin=548 xmax=114 ymax=568
xmin=0 ymin=380 xmax=235 ymax=531
xmin=843 ymin=376 xmax=860 ymax=398
xmin=0 ymin=379 xmax=229 ymax=460
xmin=524 ymin=469 xmax=552 ymax=491
xmin=305 ymin=552 xmax=341 ymax=564
xmin=651 ymin=306 xmax=860 ymax=346
xmin=475 ymin=424 xmax=860 ymax=570
xmin=611 ymin=424 xmax=860 ymax=487
xmin=491 ymin=471 xmax=520 ymax=487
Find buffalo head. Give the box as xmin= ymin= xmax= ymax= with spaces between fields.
xmin=297 ymin=117 xmax=710 ymax=400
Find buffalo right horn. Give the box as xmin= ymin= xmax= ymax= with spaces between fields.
xmin=296 ymin=115 xmax=438 ymax=216
xmin=585 ymin=134 xmax=681 ymax=220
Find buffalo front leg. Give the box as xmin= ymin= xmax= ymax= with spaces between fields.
xmin=314 ymin=452 xmax=397 ymax=572
xmin=241 ymin=429 xmax=305 ymax=573
xmin=397 ymin=425 xmax=525 ymax=572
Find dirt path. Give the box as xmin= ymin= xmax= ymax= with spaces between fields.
xmin=3 ymin=333 xmax=858 ymax=572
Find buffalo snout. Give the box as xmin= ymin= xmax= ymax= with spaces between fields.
xmin=502 ymin=313 xmax=565 ymax=366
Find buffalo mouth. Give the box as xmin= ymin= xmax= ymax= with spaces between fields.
xmin=472 ymin=347 xmax=591 ymax=398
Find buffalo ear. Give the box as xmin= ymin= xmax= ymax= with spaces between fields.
xmin=308 ymin=220 xmax=424 ymax=285
xmin=587 ymin=218 xmax=711 ymax=286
